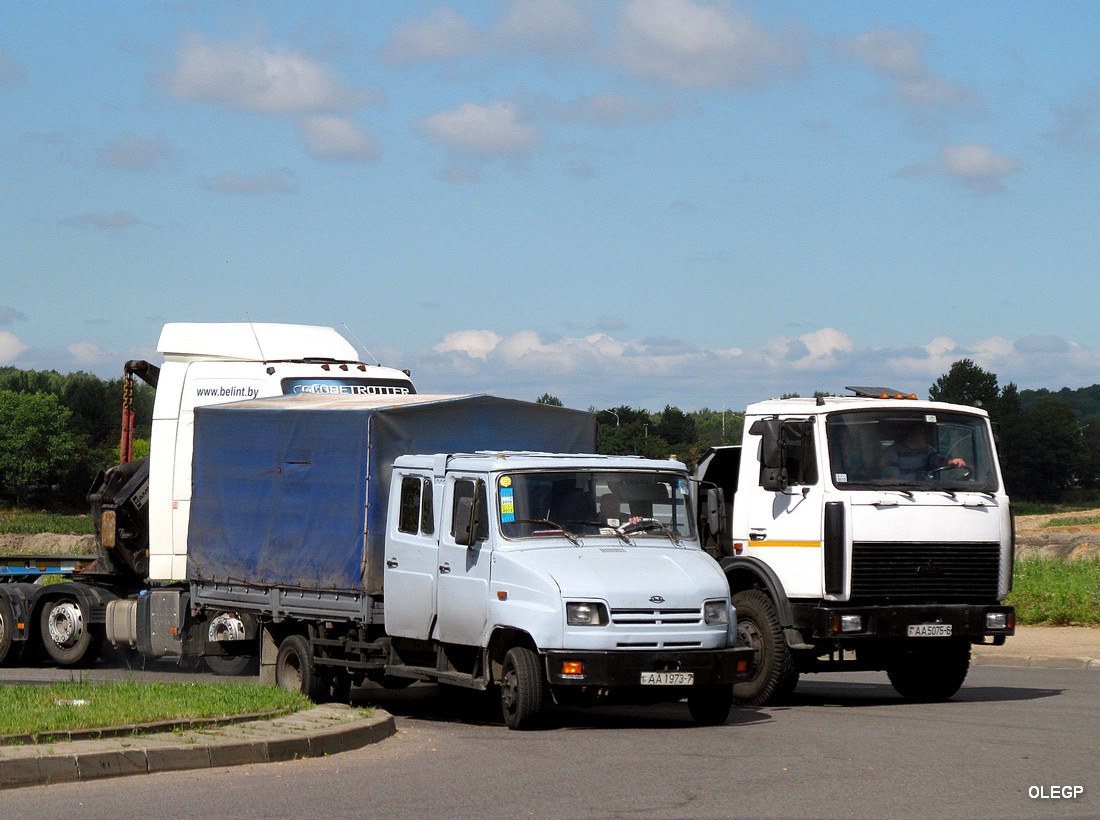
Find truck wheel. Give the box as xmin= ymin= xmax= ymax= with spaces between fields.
xmin=275 ymin=634 xmax=323 ymax=700
xmin=204 ymin=654 xmax=259 ymax=676
xmin=39 ymin=597 xmax=102 ymax=667
xmin=499 ymin=646 xmax=546 ymax=730
xmin=887 ymin=642 xmax=971 ymax=702
xmin=731 ymin=589 xmax=797 ymax=707
xmin=687 ymin=684 xmax=733 ymax=726
xmin=0 ymin=597 xmax=16 ymax=666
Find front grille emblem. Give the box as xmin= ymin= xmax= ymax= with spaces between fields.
xmin=649 ymin=595 xmax=665 ymax=603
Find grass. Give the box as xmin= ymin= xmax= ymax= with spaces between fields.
xmin=1007 ymin=556 xmax=1100 ymax=626
xmin=0 ymin=511 xmax=94 ymax=536
xmin=0 ymin=678 xmax=313 ymax=740
xmin=1043 ymin=515 xmax=1100 ymax=529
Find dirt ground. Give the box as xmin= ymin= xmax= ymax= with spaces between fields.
xmin=1013 ymin=509 xmax=1100 ymax=561
xmin=2 ymin=512 xmax=1099 ymax=561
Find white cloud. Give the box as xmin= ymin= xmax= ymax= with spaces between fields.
xmin=835 ymin=27 xmax=979 ymax=115
xmin=418 ymin=101 xmax=540 ymax=157
xmin=383 ymin=7 xmax=483 ymax=63
xmin=67 ymin=340 xmax=109 ymax=366
xmin=611 ymin=0 xmax=801 ymax=89
xmin=0 ymin=330 xmax=27 ymax=363
xmin=383 ymin=1 xmax=592 ymax=63
xmin=409 ymin=327 xmax=1100 ymax=411
xmin=899 ymin=143 xmax=1022 ymax=193
xmin=434 ymin=329 xmax=503 ymax=360
xmin=201 ymin=169 xmax=298 ymax=195
xmin=98 ymin=131 xmax=177 ymax=171
xmin=166 ymin=34 xmax=376 ymax=114
xmin=0 ymin=47 xmax=27 ymax=90
xmin=298 ymin=116 xmax=380 ymax=161
xmin=494 ymin=0 xmax=594 ymax=55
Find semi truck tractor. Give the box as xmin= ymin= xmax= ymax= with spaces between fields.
xmin=0 ymin=322 xmax=415 ymax=669
xmin=696 ymin=387 xmax=1015 ymax=706
xmin=102 ymin=393 xmax=751 ymax=728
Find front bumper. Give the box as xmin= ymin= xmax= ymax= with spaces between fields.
xmin=803 ymin=603 xmax=1016 ymax=642
xmin=543 ymin=646 xmax=754 ymax=687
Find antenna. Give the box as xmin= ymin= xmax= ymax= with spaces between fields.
xmin=246 ymin=313 xmax=269 ymax=362
xmin=342 ymin=323 xmax=381 ymax=365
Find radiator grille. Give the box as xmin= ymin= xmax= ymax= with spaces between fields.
xmin=610 ymin=608 xmax=701 ymax=626
xmin=850 ymin=542 xmax=1001 ymax=601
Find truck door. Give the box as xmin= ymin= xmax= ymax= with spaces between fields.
xmin=435 ymin=476 xmax=491 ymax=647
xmin=741 ymin=419 xmax=826 ymax=598
xmin=383 ymin=472 xmax=438 ymax=640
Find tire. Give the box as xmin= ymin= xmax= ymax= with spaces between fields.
xmin=499 ymin=646 xmax=547 ymax=730
xmin=887 ymin=641 xmax=971 ymax=702
xmin=687 ymin=684 xmax=733 ymax=726
xmin=731 ymin=589 xmax=798 ymax=707
xmin=204 ymin=654 xmax=259 ymax=677
xmin=0 ymin=596 xmax=16 ymax=666
xmin=39 ymin=596 xmax=102 ymax=667
xmin=275 ymin=634 xmax=324 ymax=700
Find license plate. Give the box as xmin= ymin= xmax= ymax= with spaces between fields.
xmin=908 ymin=623 xmax=952 ymax=637
xmin=640 ymin=671 xmax=694 ymax=685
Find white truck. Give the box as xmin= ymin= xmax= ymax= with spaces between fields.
xmin=0 ymin=323 xmax=415 ymax=669
xmin=696 ymin=387 xmax=1015 ymax=705
xmin=108 ymin=393 xmax=753 ymax=728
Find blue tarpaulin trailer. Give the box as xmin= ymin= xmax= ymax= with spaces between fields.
xmin=187 ymin=393 xmax=596 ymax=596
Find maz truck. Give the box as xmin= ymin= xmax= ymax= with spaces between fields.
xmin=0 ymin=322 xmax=415 ymax=670
xmin=108 ymin=393 xmax=752 ymax=729
xmin=696 ymin=387 xmax=1015 ymax=706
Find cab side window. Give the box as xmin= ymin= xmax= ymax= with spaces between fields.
xmin=398 ymin=475 xmax=435 ymax=535
xmin=451 ymin=478 xmax=489 ymax=542
xmin=784 ymin=422 xmax=818 ymax=486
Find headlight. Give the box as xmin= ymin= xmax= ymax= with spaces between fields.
xmin=567 ymin=601 xmax=609 ymax=626
xmin=986 ymin=611 xmax=1009 ymax=630
xmin=704 ymin=599 xmax=730 ymax=626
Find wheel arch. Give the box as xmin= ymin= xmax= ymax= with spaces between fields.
xmin=28 ymin=582 xmax=120 ymax=637
xmin=719 ymin=556 xmax=794 ymax=628
xmin=486 ymin=626 xmax=538 ymax=683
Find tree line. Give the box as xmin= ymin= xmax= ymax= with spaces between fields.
xmin=0 ymin=363 xmax=1095 ymax=510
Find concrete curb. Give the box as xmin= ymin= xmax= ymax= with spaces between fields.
xmin=972 ymin=653 xmax=1100 ymax=671
xmin=0 ymin=704 xmax=395 ymax=791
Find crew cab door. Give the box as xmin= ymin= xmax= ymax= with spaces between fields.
xmin=383 ymin=471 xmax=439 ymax=640
xmin=435 ymin=475 xmax=491 ymax=646
xmin=740 ymin=418 xmax=826 ymax=598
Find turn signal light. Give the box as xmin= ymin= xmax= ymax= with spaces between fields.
xmin=561 ymin=661 xmax=584 ymax=677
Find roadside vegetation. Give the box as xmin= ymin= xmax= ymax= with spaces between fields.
xmin=1007 ymin=557 xmax=1100 ymax=626
xmin=0 ymin=510 xmax=93 ymax=536
xmin=0 ymin=679 xmax=312 ymax=740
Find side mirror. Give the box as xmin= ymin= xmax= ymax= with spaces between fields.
xmin=753 ymin=418 xmax=788 ymax=491
xmin=453 ymin=482 xmax=485 ymax=548
xmin=704 ymin=487 xmax=724 ymax=537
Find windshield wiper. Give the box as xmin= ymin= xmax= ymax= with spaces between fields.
xmin=512 ymin=518 xmax=583 ymax=546
xmin=619 ymin=518 xmax=684 ymax=547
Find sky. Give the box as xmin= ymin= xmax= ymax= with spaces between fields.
xmin=2 ymin=1 xmax=1099 ymax=413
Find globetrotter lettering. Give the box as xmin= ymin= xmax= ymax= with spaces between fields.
xmin=1028 ymin=785 xmax=1084 ymax=799
xmin=290 ymin=383 xmax=411 ymax=395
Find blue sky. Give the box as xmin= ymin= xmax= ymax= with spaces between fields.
xmin=2 ymin=1 xmax=1099 ymax=413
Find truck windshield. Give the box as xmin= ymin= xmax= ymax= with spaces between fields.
xmin=497 ymin=471 xmax=695 ymax=541
xmin=826 ymin=410 xmax=999 ymax=493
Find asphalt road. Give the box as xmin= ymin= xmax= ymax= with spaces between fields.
xmin=2 ymin=664 xmax=1097 ymax=820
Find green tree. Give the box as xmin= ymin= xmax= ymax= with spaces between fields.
xmin=1008 ymin=397 xmax=1084 ymax=501
xmin=0 ymin=391 xmax=83 ymax=505
xmin=535 ymin=393 xmax=563 ymax=406
xmin=929 ymin=359 xmax=1000 ymax=410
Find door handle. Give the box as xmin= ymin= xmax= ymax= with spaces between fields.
xmin=749 ymin=530 xmax=767 ymax=541
xmin=439 ymin=563 xmax=451 ymax=574
xmin=386 ymin=558 xmax=399 ymax=568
